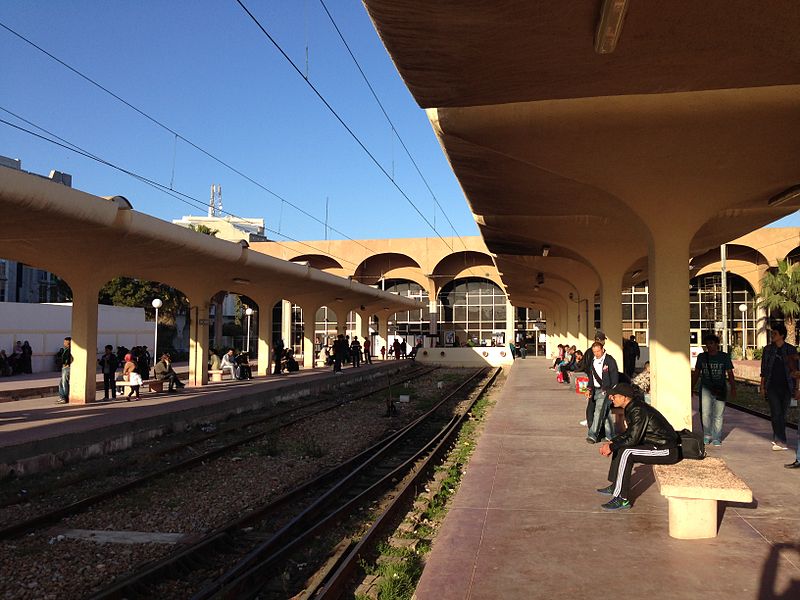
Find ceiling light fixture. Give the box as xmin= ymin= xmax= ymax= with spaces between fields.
xmin=534 ymin=285 xmax=540 ymax=293
xmin=768 ymin=185 xmax=800 ymax=207
xmin=594 ymin=0 xmax=630 ymax=54
xmin=541 ymin=245 xmax=550 ymax=257
xmin=232 ymin=278 xmax=250 ymax=285
xmin=631 ymin=270 xmax=642 ymax=279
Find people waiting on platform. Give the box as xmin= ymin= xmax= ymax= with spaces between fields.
xmin=0 ymin=341 xmax=33 ymax=376
xmin=622 ymin=335 xmax=640 ymax=379
xmin=333 ymin=334 xmax=347 ymax=373
xmin=550 ymin=344 xmax=565 ymax=370
xmin=585 ymin=341 xmax=619 ymax=443
xmin=363 ymin=337 xmax=372 ymax=364
xmin=0 ymin=350 xmax=11 ymax=377
xmin=380 ymin=346 xmax=386 ymax=360
xmin=98 ymin=344 xmax=119 ymax=400
xmin=759 ymin=324 xmax=796 ymax=452
xmin=122 ymin=353 xmax=141 ymax=400
xmin=596 ymin=382 xmax=681 ymax=510
xmin=557 ymin=345 xmax=577 ymax=384
xmin=693 ymin=334 xmax=736 ymax=447
xmin=350 ymin=336 xmax=362 ymax=368
xmin=154 ymin=353 xmax=185 ymax=392
xmin=235 ymin=352 xmax=253 ymax=380
xmin=631 ymin=361 xmax=651 ymax=404
xmin=209 ymin=348 xmax=221 ymax=371
xmin=56 ymin=337 xmax=72 ymax=405
xmin=409 ymin=340 xmax=423 ymax=360
xmin=273 ymin=338 xmax=285 ymax=375
xmin=220 ymin=349 xmax=237 ymax=380
xmin=284 ymin=349 xmax=300 ymax=372
xmin=393 ymin=338 xmax=402 ymax=360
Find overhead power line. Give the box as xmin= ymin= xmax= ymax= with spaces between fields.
xmin=317 ymin=0 xmax=468 ymax=251
xmin=234 ymin=0 xmax=453 ymax=252
xmin=0 ymin=19 xmax=379 ymax=256
xmin=0 ymin=111 xmax=363 ymax=268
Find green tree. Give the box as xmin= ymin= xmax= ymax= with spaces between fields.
xmin=757 ymin=259 xmax=800 ymax=344
xmin=188 ymin=224 xmax=218 ymax=236
xmin=98 ymin=278 xmax=188 ymax=324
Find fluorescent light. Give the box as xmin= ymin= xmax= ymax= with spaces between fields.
xmin=631 ymin=270 xmax=642 ymax=278
xmin=594 ymin=0 xmax=629 ymax=54
xmin=768 ymin=185 xmax=800 ymax=207
xmin=232 ymin=278 xmax=250 ymax=285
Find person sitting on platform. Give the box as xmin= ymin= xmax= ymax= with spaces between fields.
xmin=154 ymin=353 xmax=185 ymax=393
xmin=220 ymin=349 xmax=237 ymax=380
xmin=285 ymin=349 xmax=300 ymax=372
xmin=209 ymin=348 xmax=221 ymax=372
xmin=235 ymin=352 xmax=253 ymax=380
xmin=596 ymin=382 xmax=681 ymax=510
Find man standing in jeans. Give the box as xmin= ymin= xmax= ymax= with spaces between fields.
xmin=585 ymin=341 xmax=619 ymax=443
xmin=760 ymin=324 xmax=797 ymax=452
xmin=692 ymin=333 xmax=736 ymax=447
xmin=56 ymin=337 xmax=72 ymax=405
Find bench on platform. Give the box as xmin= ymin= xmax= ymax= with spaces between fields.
xmin=117 ymin=379 xmax=164 ymax=393
xmin=653 ymin=457 xmax=752 ymax=540
xmin=208 ymin=369 xmax=228 ymax=382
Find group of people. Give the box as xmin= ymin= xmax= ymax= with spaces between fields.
xmin=56 ymin=339 xmax=182 ymax=404
xmin=209 ymin=348 xmax=256 ymax=380
xmin=555 ymin=324 xmax=800 ymax=512
xmin=0 ymin=341 xmax=33 ymax=376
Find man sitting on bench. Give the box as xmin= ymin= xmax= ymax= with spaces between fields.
xmin=154 ymin=353 xmax=185 ymax=393
xmin=596 ymin=382 xmax=681 ymax=511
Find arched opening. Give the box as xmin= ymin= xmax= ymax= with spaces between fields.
xmin=289 ymin=254 xmax=344 ymax=271
xmin=438 ymin=277 xmax=507 ymax=347
xmin=383 ymin=279 xmax=430 ymax=343
xmin=352 ymin=253 xmax=422 ymax=285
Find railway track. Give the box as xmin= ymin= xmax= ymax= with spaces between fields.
xmin=0 ymin=364 xmax=435 ymax=540
xmin=85 ymin=367 xmax=496 ymax=600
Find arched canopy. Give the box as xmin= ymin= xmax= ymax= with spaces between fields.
xmin=352 ymin=253 xmax=423 ymax=286
xmin=289 ymin=254 xmax=344 ymax=271
xmin=432 ymin=250 xmax=501 ymax=292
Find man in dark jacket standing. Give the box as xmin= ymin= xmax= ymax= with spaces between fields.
xmin=597 ymin=383 xmax=680 ymax=510
xmin=575 ymin=331 xmax=606 ymax=428
xmin=585 ymin=341 xmax=619 ymax=443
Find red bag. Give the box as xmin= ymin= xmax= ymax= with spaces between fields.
xmin=556 ymin=370 xmax=564 ymax=383
xmin=575 ymin=376 xmax=589 ymax=394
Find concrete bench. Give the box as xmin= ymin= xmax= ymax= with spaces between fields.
xmin=653 ymin=457 xmax=752 ymax=540
xmin=208 ymin=369 xmax=229 ymax=382
xmin=117 ymin=379 xmax=164 ymax=393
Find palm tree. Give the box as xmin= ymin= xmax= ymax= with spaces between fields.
xmin=188 ymin=224 xmax=218 ymax=236
xmin=758 ymin=259 xmax=800 ymax=344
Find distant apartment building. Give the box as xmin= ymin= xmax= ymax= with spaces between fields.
xmin=0 ymin=155 xmax=72 ymax=303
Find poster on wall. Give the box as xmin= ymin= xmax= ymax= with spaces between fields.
xmin=445 ymin=331 xmax=455 ymax=347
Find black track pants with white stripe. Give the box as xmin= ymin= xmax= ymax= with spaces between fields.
xmin=607 ymin=444 xmax=680 ymax=499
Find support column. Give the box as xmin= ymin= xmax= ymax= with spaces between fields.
xmin=597 ymin=266 xmax=625 ymax=362
xmin=188 ymin=294 xmax=211 ymax=387
xmin=281 ymin=300 xmax=292 ymax=351
xmin=378 ymin=315 xmax=389 ymax=359
xmin=301 ymin=304 xmax=319 ymax=369
xmin=68 ymin=278 xmax=102 ymax=404
xmin=505 ymin=299 xmax=514 ymax=348
xmin=649 ymin=231 xmax=692 ymax=430
xmin=255 ymin=297 xmax=276 ymax=377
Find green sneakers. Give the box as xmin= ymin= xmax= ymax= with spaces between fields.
xmin=601 ymin=496 xmax=631 ymax=511
xmin=596 ymin=484 xmax=615 ymax=495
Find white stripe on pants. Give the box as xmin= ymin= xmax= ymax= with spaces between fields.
xmin=613 ymin=446 xmax=671 ymax=498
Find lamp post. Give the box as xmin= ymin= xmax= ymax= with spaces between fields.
xmin=739 ymin=303 xmax=748 ymax=356
xmin=245 ymin=307 xmax=254 ymax=353
xmin=152 ymin=298 xmax=163 ymax=359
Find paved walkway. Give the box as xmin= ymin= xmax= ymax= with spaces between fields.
xmin=414 ymin=358 xmax=800 ymax=600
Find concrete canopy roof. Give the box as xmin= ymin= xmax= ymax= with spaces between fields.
xmin=0 ymin=167 xmax=423 ymax=314
xmin=365 ymin=0 xmax=800 ymax=300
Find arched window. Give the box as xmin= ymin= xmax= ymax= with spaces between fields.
xmin=383 ymin=279 xmax=429 ymax=338
xmin=438 ymin=277 xmax=507 ymax=346
xmin=689 ymin=273 xmax=756 ymax=349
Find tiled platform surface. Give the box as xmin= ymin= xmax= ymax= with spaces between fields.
xmin=414 ymin=358 xmax=800 ymax=600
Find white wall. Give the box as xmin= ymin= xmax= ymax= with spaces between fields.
xmin=0 ymin=303 xmax=153 ymax=372
xmin=416 ymin=346 xmax=514 ymax=367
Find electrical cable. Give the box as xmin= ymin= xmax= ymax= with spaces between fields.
xmin=317 ymin=0 xmax=468 ymax=251
xmin=234 ymin=0 xmax=453 ymax=251
xmin=0 ymin=19 xmax=380 ymax=256
xmin=0 ymin=111 xmax=364 ymax=268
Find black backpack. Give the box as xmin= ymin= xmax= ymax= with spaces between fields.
xmin=677 ymin=429 xmax=706 ymax=460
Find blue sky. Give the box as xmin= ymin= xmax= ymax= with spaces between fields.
xmin=1 ymin=0 xmax=797 ymax=243
xmin=0 ymin=1 xmax=479 ymax=243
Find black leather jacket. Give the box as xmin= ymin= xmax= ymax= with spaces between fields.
xmin=609 ymin=399 xmax=678 ymax=450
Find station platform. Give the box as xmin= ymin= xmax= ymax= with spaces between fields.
xmin=414 ymin=358 xmax=800 ymax=600
xmin=0 ymin=360 xmax=411 ymax=476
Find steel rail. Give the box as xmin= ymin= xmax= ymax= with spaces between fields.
xmin=0 ymin=365 xmax=433 ymax=540
xmin=195 ymin=368 xmax=492 ymax=600
xmin=310 ymin=367 xmax=502 ymax=600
